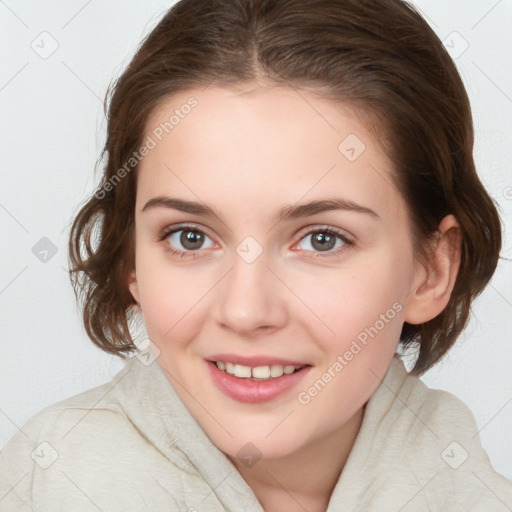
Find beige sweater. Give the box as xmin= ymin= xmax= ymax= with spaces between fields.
xmin=1 ymin=353 xmax=511 ymax=511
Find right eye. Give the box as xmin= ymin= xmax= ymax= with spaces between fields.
xmin=159 ymin=224 xmax=216 ymax=257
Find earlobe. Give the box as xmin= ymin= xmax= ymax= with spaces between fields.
xmin=127 ymin=269 xmax=140 ymax=305
xmin=403 ymin=215 xmax=461 ymax=325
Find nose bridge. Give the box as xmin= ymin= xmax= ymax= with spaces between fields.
xmin=216 ymin=245 xmax=287 ymax=334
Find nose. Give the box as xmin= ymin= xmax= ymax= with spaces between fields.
xmin=214 ymin=250 xmax=288 ymax=337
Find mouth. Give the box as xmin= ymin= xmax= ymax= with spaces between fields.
xmin=205 ymin=358 xmax=312 ymax=403
xmin=209 ymin=360 xmax=307 ymax=381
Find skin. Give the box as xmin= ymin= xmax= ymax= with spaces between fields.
xmin=128 ymin=84 xmax=461 ymax=511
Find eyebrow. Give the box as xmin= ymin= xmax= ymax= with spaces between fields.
xmin=141 ymin=196 xmax=380 ymax=222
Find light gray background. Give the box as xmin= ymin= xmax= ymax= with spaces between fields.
xmin=1 ymin=0 xmax=511 ymax=481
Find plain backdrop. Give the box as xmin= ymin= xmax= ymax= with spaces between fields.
xmin=1 ymin=0 xmax=511 ymax=482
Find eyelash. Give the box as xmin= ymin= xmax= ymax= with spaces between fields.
xmin=157 ymin=223 xmax=353 ymax=259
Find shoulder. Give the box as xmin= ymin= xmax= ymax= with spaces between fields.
xmin=0 ymin=369 xmax=179 ymax=510
xmin=1 ymin=374 xmax=128 ymax=456
xmin=378 ymin=356 xmax=491 ymax=441
xmin=377 ymin=357 xmax=512 ymax=510
xmin=0 ymin=380 xmax=119 ymax=507
xmin=0 ymin=359 xmax=219 ymax=510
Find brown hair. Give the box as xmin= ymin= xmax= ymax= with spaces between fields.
xmin=68 ymin=0 xmax=502 ymax=375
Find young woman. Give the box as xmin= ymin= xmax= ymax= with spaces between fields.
xmin=1 ymin=0 xmax=511 ymax=510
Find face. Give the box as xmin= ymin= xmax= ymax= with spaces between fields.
xmin=128 ymin=84 xmax=421 ymax=460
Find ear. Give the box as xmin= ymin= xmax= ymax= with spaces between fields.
xmin=403 ymin=214 xmax=461 ymax=324
xmin=127 ymin=269 xmax=141 ymax=306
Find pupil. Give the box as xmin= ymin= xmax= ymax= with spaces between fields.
xmin=181 ymin=230 xmax=204 ymax=250
xmin=312 ymin=232 xmax=335 ymax=251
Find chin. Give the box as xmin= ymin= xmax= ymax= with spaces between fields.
xmin=207 ymin=423 xmax=311 ymax=463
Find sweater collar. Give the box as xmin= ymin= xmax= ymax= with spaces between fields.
xmin=113 ymin=351 xmax=408 ymax=510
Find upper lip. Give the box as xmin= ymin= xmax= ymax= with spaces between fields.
xmin=207 ymin=353 xmax=309 ymax=367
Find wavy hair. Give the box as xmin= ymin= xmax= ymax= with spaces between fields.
xmin=68 ymin=0 xmax=502 ymax=375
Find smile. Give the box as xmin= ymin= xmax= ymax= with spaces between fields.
xmin=214 ymin=360 xmax=306 ymax=381
xmin=206 ymin=359 xmax=312 ymax=403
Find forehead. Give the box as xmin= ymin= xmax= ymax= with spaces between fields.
xmin=137 ymin=85 xmax=403 ymax=222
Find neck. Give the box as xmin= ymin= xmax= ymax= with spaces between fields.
xmin=229 ymin=404 xmax=366 ymax=512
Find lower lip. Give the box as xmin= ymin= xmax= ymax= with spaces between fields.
xmin=206 ymin=360 xmax=311 ymax=404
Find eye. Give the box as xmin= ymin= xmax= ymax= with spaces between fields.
xmin=158 ymin=224 xmax=352 ymax=259
xmin=159 ymin=224 xmax=215 ymax=256
xmin=295 ymin=227 xmax=351 ymax=257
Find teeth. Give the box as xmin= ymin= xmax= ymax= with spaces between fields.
xmin=270 ymin=365 xmax=284 ymax=378
xmin=233 ymin=364 xmax=252 ymax=378
xmin=215 ymin=361 xmax=304 ymax=379
xmin=252 ymin=366 xmax=270 ymax=379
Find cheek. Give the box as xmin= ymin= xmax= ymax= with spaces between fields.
xmin=293 ymin=255 xmax=407 ymax=429
xmin=135 ymin=253 xmax=209 ymax=345
xmin=297 ymin=253 xmax=407 ymax=344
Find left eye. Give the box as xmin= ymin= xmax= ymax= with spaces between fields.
xmin=297 ymin=229 xmax=347 ymax=253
